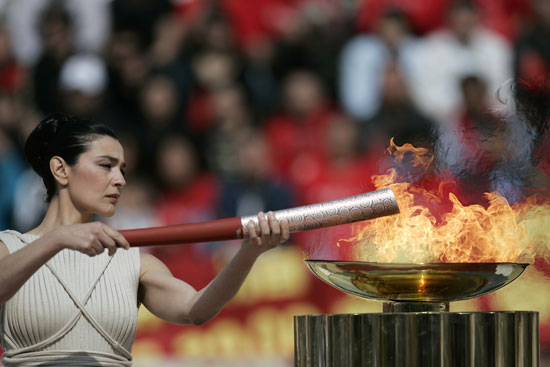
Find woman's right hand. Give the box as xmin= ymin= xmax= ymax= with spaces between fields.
xmin=49 ymin=222 xmax=130 ymax=257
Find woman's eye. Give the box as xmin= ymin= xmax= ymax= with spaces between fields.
xmin=100 ymin=164 xmax=112 ymax=169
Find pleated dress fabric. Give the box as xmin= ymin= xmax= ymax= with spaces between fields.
xmin=0 ymin=230 xmax=141 ymax=366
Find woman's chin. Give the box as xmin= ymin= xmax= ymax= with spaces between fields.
xmin=96 ymin=207 xmax=116 ymax=218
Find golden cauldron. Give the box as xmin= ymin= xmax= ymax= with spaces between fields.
xmin=295 ymin=261 xmax=538 ymax=366
xmin=304 ymin=260 xmax=528 ymax=303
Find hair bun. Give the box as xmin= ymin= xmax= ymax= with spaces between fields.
xmin=24 ymin=113 xmax=75 ymax=177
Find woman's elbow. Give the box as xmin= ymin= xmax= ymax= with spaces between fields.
xmin=186 ymin=309 xmax=218 ymax=326
xmin=191 ymin=313 xmax=217 ymax=326
xmin=191 ymin=317 xmax=209 ymax=326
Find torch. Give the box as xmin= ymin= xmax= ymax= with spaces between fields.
xmin=120 ymin=187 xmax=399 ymax=247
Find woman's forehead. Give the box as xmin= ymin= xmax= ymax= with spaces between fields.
xmin=85 ymin=136 xmax=124 ymax=158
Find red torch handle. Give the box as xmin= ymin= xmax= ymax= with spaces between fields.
xmin=120 ymin=217 xmax=243 ymax=247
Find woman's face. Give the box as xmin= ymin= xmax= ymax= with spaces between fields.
xmin=66 ymin=135 xmax=126 ymax=217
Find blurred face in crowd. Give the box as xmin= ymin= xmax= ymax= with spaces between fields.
xmin=63 ymin=90 xmax=103 ymax=118
xmin=108 ymin=31 xmax=148 ymax=87
xmin=326 ymin=114 xmax=359 ymax=163
xmin=381 ymin=64 xmax=409 ymax=105
xmin=461 ymin=76 xmax=487 ymax=115
xmin=201 ymin=18 xmax=234 ymax=51
xmin=40 ymin=9 xmax=73 ymax=59
xmin=448 ymin=2 xmax=478 ymax=42
xmin=282 ymin=71 xmax=324 ymax=118
xmin=377 ymin=12 xmax=410 ymax=50
xmin=211 ymin=85 xmax=249 ymax=128
xmin=237 ymin=131 xmax=271 ymax=180
xmin=0 ymin=93 xmax=21 ymax=129
xmin=64 ymin=136 xmax=126 ymax=217
xmin=0 ymin=28 xmax=13 ymax=64
xmin=141 ymin=75 xmax=179 ymax=124
xmin=193 ymin=52 xmax=237 ymax=90
xmin=156 ymin=137 xmax=198 ymax=190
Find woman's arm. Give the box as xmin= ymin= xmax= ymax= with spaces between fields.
xmin=139 ymin=212 xmax=289 ymax=325
xmin=0 ymin=236 xmax=61 ymax=306
xmin=0 ymin=222 xmax=129 ymax=306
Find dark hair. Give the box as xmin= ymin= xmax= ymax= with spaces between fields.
xmin=24 ymin=113 xmax=118 ymax=202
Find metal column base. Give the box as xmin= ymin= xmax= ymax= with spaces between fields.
xmin=294 ymin=311 xmax=539 ymax=367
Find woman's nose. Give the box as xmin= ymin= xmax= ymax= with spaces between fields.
xmin=114 ymin=169 xmax=126 ymax=187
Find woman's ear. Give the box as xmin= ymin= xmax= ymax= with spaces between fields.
xmin=50 ymin=156 xmax=70 ymax=186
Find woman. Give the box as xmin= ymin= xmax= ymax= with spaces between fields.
xmin=0 ymin=113 xmax=289 ymax=366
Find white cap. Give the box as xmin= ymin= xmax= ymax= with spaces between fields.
xmin=59 ymin=54 xmax=107 ymax=95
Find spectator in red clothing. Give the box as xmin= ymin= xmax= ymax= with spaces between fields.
xmin=264 ymin=70 xmax=336 ymax=202
xmin=153 ymin=134 xmax=220 ymax=257
xmin=514 ymin=0 xmax=550 ymax=82
xmin=0 ymin=28 xmax=26 ymax=94
xmin=187 ymin=50 xmax=240 ymax=134
xmin=154 ymin=134 xmax=220 ymax=227
xmin=303 ymin=113 xmax=377 ymax=205
xmin=296 ymin=113 xmax=380 ymax=259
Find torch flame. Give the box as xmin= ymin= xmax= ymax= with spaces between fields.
xmin=341 ymin=139 xmax=547 ymax=264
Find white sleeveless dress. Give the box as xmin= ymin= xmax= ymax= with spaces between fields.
xmin=0 ymin=230 xmax=141 ymax=366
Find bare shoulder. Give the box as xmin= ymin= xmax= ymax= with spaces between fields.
xmin=139 ymin=252 xmax=172 ymax=278
xmin=0 ymin=240 xmax=8 ymax=261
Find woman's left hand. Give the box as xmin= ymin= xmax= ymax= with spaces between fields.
xmin=241 ymin=211 xmax=290 ymax=255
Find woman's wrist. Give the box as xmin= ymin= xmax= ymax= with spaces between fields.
xmin=42 ymin=230 xmax=66 ymax=255
xmin=237 ymin=243 xmax=264 ymax=262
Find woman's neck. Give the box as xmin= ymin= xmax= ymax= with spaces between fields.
xmin=28 ymin=194 xmax=93 ymax=235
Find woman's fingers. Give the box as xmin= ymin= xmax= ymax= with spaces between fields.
xmin=281 ymin=219 xmax=290 ymax=243
xmin=85 ymin=224 xmax=129 ymax=257
xmin=258 ymin=212 xmax=271 ymax=245
xmin=102 ymin=224 xmax=130 ymax=250
xmin=244 ymin=212 xmax=290 ymax=253
xmin=267 ymin=212 xmax=280 ymax=246
xmin=97 ymin=229 xmax=117 ymax=256
xmin=247 ymin=220 xmax=260 ymax=246
xmin=90 ymin=238 xmax=105 ymax=256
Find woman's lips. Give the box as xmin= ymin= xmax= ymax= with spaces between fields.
xmin=106 ymin=194 xmax=119 ymax=203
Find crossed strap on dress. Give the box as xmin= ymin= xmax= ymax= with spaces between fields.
xmin=2 ymin=234 xmax=133 ymax=366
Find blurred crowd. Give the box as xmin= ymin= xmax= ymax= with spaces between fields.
xmin=0 ymin=0 xmax=549 ymax=253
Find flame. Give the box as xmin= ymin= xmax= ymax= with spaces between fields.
xmin=341 ymin=139 xmax=549 ymax=264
